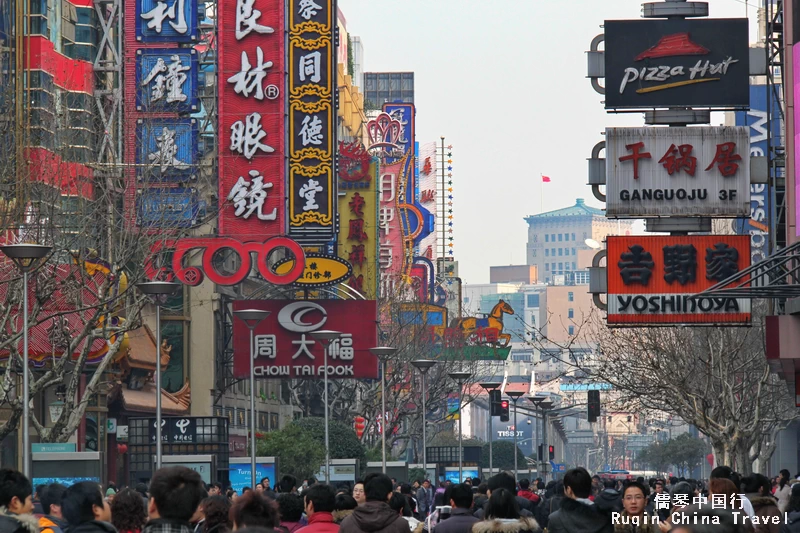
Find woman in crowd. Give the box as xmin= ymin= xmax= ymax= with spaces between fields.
xmin=332 ymin=495 xmax=357 ymax=525
xmin=471 ymin=488 xmax=540 ymax=533
xmin=202 ymin=496 xmax=232 ymax=533
xmin=110 ymin=488 xmax=147 ymax=533
xmin=775 ymin=470 xmax=793 ymax=513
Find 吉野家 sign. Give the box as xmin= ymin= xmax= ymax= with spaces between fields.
xmin=605 ymin=127 xmax=750 ymax=218
xmin=232 ymin=300 xmax=378 ymax=380
xmin=607 ymin=235 xmax=751 ymax=326
xmin=604 ymin=18 xmax=749 ymax=110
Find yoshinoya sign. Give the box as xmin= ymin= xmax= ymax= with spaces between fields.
xmin=232 ymin=300 xmax=378 ymax=379
xmin=604 ymin=18 xmax=749 ymax=110
xmin=607 ymin=235 xmax=751 ymax=326
xmin=605 ymin=127 xmax=750 ymax=218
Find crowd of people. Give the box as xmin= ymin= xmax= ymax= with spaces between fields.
xmin=2 ymin=465 xmax=799 ymax=533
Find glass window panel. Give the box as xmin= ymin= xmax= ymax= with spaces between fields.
xmin=160 ymin=321 xmax=185 ymax=393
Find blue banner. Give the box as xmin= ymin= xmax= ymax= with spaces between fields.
xmin=136 ymin=48 xmax=200 ymax=114
xmin=136 ymin=187 xmax=200 ymax=227
xmin=137 ymin=118 xmax=198 ymax=182
xmin=136 ymin=0 xmax=199 ymax=42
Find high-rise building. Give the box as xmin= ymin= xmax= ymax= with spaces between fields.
xmin=363 ymin=72 xmax=415 ymax=106
xmin=351 ymin=36 xmax=365 ymax=89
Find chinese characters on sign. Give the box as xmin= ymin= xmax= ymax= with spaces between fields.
xmin=607 ymin=235 xmax=751 ymax=326
xmin=218 ymin=0 xmax=284 ymax=238
xmin=136 ymin=49 xmax=199 ymax=112
xmin=137 ymin=119 xmax=198 ymax=181
xmin=606 ymin=127 xmax=750 ymax=218
xmin=288 ymin=0 xmax=336 ymax=244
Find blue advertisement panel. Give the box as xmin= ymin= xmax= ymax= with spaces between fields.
xmin=734 ymin=84 xmax=781 ymax=264
xmin=136 ymin=0 xmax=199 ymax=42
xmin=492 ymin=416 xmax=535 ymax=457
xmin=137 ymin=118 xmax=198 ymax=181
xmin=229 ymin=462 xmax=277 ymax=494
xmin=136 ymin=187 xmax=200 ymax=227
xmin=445 ymin=468 xmax=480 ymax=483
xmin=383 ymin=103 xmax=414 ymax=165
xmin=136 ymin=48 xmax=200 ymax=113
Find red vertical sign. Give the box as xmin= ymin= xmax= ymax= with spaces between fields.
xmin=218 ymin=0 xmax=285 ymax=238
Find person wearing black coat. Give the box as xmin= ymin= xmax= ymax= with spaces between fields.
xmin=546 ymin=469 xmax=613 ymax=533
xmin=61 ymin=482 xmax=118 ymax=533
xmin=434 ymin=484 xmax=479 ymax=533
xmin=0 ymin=469 xmax=38 ymax=533
xmin=780 ymin=483 xmax=800 ymax=533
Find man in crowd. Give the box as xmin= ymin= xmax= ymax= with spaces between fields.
xmin=61 ymin=481 xmax=113 ymax=533
xmin=546 ymin=468 xmax=613 ymax=533
xmin=415 ymin=480 xmax=433 ymax=518
xmin=0 ymin=470 xmax=36 ymax=533
xmin=432 ymin=484 xmax=477 ymax=533
xmin=281 ymin=475 xmax=299 ymax=495
xmin=299 ymin=484 xmax=338 ymax=533
xmin=340 ymin=474 xmax=408 ymax=533
xmin=143 ymin=466 xmax=207 ymax=533
xmin=38 ymin=484 xmax=68 ymax=533
xmin=230 ymin=491 xmax=279 ymax=529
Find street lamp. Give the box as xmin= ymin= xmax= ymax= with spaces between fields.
xmin=539 ymin=397 xmax=554 ymax=481
xmin=370 ymin=347 xmax=398 ymax=474
xmin=310 ymin=330 xmax=342 ymax=483
xmin=232 ymin=308 xmax=271 ymax=489
xmin=448 ymin=371 xmax=472 ymax=482
xmin=411 ymin=360 xmax=437 ymax=478
xmin=507 ymin=391 xmax=524 ymax=481
xmin=136 ymin=280 xmax=181 ymax=471
xmin=479 ymin=382 xmax=502 ymax=476
xmin=0 ymin=244 xmax=51 ymax=477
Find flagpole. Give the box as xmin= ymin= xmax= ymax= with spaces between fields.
xmin=540 ymin=174 xmax=543 ymax=214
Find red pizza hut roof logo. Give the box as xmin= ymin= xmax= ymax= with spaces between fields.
xmin=620 ymin=32 xmax=739 ymax=96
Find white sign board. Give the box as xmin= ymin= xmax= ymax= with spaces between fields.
xmin=605 ymin=126 xmax=750 ymax=218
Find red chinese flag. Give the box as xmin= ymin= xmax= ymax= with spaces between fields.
xmin=542 ymin=176 xmax=552 ymax=183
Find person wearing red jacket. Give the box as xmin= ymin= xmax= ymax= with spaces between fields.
xmin=298 ymin=485 xmax=339 ymax=533
xmin=516 ymin=480 xmax=540 ymax=507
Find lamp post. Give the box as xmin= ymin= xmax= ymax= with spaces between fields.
xmin=411 ymin=360 xmax=437 ymax=478
xmin=232 ymin=308 xmax=271 ymax=489
xmin=448 ymin=371 xmax=472 ymax=482
xmin=310 ymin=330 xmax=342 ymax=483
xmin=507 ymin=391 xmax=524 ymax=481
xmin=527 ymin=396 xmax=543 ymax=478
xmin=370 ymin=347 xmax=398 ymax=474
xmin=539 ymin=397 xmax=554 ymax=481
xmin=480 ymin=382 xmax=501 ymax=476
xmin=136 ymin=281 xmax=181 ymax=471
xmin=0 ymin=244 xmax=51 ymax=477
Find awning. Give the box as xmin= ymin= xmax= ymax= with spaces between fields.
xmin=119 ymin=381 xmax=191 ymax=415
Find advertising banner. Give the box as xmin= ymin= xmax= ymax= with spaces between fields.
xmin=607 ymin=235 xmax=751 ymax=326
xmin=379 ymin=159 xmax=412 ymax=296
xmin=232 ymin=300 xmax=378 ymax=379
xmin=604 ymin=18 xmax=749 ymax=110
xmin=218 ymin=0 xmax=284 ymax=238
xmin=606 ymin=126 xmax=750 ymax=218
xmin=417 ymin=142 xmax=438 ymax=260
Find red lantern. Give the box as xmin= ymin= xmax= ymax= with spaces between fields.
xmin=116 ymin=444 xmax=128 ymax=455
xmin=706 ymin=453 xmax=714 ymax=467
xmin=354 ymin=416 xmax=366 ymax=439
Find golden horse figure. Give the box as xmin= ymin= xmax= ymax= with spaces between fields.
xmin=457 ymin=299 xmax=515 ymax=347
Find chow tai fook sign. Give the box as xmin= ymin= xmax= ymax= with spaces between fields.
xmin=232 ymin=300 xmax=378 ymax=379
xmin=604 ymin=18 xmax=749 ymax=110
xmin=605 ymin=127 xmax=750 ymax=218
xmin=217 ymin=0 xmax=284 ymax=239
xmin=607 ymin=235 xmax=751 ymax=326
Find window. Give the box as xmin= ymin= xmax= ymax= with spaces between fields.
xmin=558 ymin=248 xmax=562 ymax=256
xmin=551 ymin=263 xmax=556 ymax=271
xmin=551 ymin=234 xmax=556 ymax=242
xmin=572 ymin=262 xmax=577 ymax=269
xmin=545 ymin=234 xmax=549 ymax=242
xmin=572 ymin=233 xmax=576 ymax=241
xmin=564 ymin=233 xmax=569 ymax=241
xmin=527 ymin=294 xmax=540 ymax=307
xmin=534 ymin=234 xmax=538 ymax=242
xmin=545 ymin=249 xmax=549 ymax=257
xmin=558 ymin=234 xmax=563 ymax=242
xmin=532 ymin=250 xmax=537 ymax=257
xmin=572 ymin=248 xmax=576 ymax=255
xmin=568 ymin=325 xmax=575 ymax=335
xmin=545 ymin=264 xmax=549 ymax=271
xmin=568 ymin=308 xmax=574 ymax=319
xmin=568 ymin=291 xmax=574 ymax=301
xmin=574 ymin=271 xmax=590 ymax=284
xmin=558 ymin=262 xmax=563 ymax=270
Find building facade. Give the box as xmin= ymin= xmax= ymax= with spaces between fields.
xmin=364 ymin=72 xmax=415 ymax=106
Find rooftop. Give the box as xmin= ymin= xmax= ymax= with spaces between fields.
xmin=525 ymin=198 xmax=605 ymax=222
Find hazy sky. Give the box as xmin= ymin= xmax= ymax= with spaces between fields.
xmin=339 ymin=0 xmax=759 ymax=285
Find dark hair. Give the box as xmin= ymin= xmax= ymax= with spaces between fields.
xmin=388 ymin=493 xmax=406 ymax=515
xmin=487 ymin=473 xmax=516 ymax=494
xmin=41 ymin=484 xmax=67 ymax=516
xmin=670 ymin=482 xmax=693 ymax=508
xmin=477 ymin=483 xmax=488 ymax=495
xmin=202 ymin=495 xmax=232 ymax=533
xmin=307 ymin=477 xmax=317 ymax=487
xmin=0 ymin=469 xmax=32 ymax=509
xmin=563 ymin=468 xmax=592 ymax=499
xmin=363 ymin=473 xmax=392 ymax=502
xmin=111 ymin=488 xmax=148 ymax=533
xmin=710 ymin=466 xmax=733 ymax=480
xmin=62 ymin=481 xmax=104 ymax=527
xmin=603 ymin=479 xmax=616 ymax=489
xmin=230 ymin=491 xmax=279 ymax=529
xmin=744 ymin=474 xmax=772 ymax=496
xmin=781 ymin=469 xmax=791 ymax=490
xmin=673 ymin=505 xmax=746 ymax=533
xmin=149 ymin=466 xmax=206 ymax=521
xmin=485 ymin=488 xmax=519 ymax=520
xmin=279 ymin=475 xmax=297 ymax=494
xmin=449 ymin=483 xmax=473 ymax=509
xmin=518 ymin=479 xmax=530 ymax=490
xmin=788 ymin=484 xmax=800 ymax=513
xmin=135 ymin=483 xmax=149 ymax=498
xmin=334 ymin=494 xmax=357 ymax=512
xmin=398 ymin=483 xmax=412 ymax=495
xmin=304 ymin=484 xmax=336 ymax=514
xmin=260 ymin=478 xmax=270 ymax=487
xmin=277 ymin=493 xmax=304 ymax=522
xmin=212 ymin=482 xmax=224 ymax=493
xmin=622 ymin=481 xmax=647 ymax=499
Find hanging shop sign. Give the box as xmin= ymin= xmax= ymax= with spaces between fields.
xmin=137 ymin=118 xmax=199 ymax=182
xmin=273 ymin=253 xmax=352 ymax=288
xmin=136 ymin=48 xmax=200 ymax=113
xmin=287 ymin=0 xmax=337 ymax=244
xmin=136 ymin=187 xmax=200 ymax=228
xmin=606 ymin=235 xmax=751 ymax=326
xmin=218 ymin=0 xmax=284 ymax=239
xmin=605 ymin=126 xmax=750 ymax=218
xmin=383 ymin=103 xmax=414 ymax=165
xmin=232 ymin=300 xmax=378 ymax=379
xmin=603 ymin=18 xmax=749 ymax=110
xmin=417 ymin=142 xmax=438 ymax=261
xmin=136 ymin=0 xmax=199 ymax=42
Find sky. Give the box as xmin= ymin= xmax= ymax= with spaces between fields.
xmin=338 ymin=0 xmax=760 ymax=285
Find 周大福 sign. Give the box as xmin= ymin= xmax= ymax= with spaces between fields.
xmin=606 ymin=235 xmax=751 ymax=326
xmin=604 ymin=18 xmax=749 ymax=110
xmin=605 ymin=126 xmax=750 ymax=218
xmin=232 ymin=300 xmax=378 ymax=379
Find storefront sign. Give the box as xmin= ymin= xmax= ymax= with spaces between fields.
xmin=273 ymin=253 xmax=352 ymax=288
xmin=136 ymin=0 xmax=198 ymax=42
xmin=148 ymin=417 xmax=197 ymax=443
xmin=607 ymin=235 xmax=751 ymax=326
xmin=137 ymin=119 xmax=199 ymax=182
xmin=606 ymin=127 xmax=750 ymax=218
xmin=136 ymin=187 xmax=200 ymax=228
xmin=232 ymin=300 xmax=378 ymax=379
xmin=136 ymin=48 xmax=199 ymax=113
xmin=604 ymin=18 xmax=749 ymax=109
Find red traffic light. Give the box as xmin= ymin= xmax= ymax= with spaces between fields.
xmin=501 ymin=400 xmax=509 ymax=408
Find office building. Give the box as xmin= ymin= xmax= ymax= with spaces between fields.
xmin=364 ymin=72 xmax=415 ymax=106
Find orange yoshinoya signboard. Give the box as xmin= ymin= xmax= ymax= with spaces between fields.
xmin=607 ymin=235 xmax=750 ymax=326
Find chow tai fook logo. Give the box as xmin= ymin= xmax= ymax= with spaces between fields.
xmin=606 ymin=235 xmax=751 ymax=327
xmin=604 ymin=19 xmax=749 ymax=110
xmin=232 ymin=300 xmax=378 ymax=380
xmin=605 ymin=127 xmax=750 ymax=218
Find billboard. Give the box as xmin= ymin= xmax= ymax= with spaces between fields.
xmin=606 ymin=126 xmax=750 ymax=218
xmin=607 ymin=235 xmax=751 ymax=326
xmin=287 ymin=0 xmax=337 ymax=244
xmin=217 ymin=0 xmax=284 ymax=238
xmin=417 ymin=142 xmax=438 ymax=260
xmin=136 ymin=48 xmax=200 ymax=113
xmin=734 ymin=84 xmax=780 ymax=264
xmin=232 ymin=300 xmax=378 ymax=379
xmin=604 ymin=19 xmax=749 ymax=110
xmin=136 ymin=187 xmax=200 ymax=228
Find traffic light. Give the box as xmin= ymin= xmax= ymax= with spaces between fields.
xmin=588 ymin=390 xmax=600 ymax=423
xmin=499 ymin=400 xmax=510 ymax=422
xmin=489 ymin=390 xmax=501 ymax=416
xmin=549 ymin=445 xmax=555 ymax=460
xmin=537 ymin=444 xmax=543 ymax=461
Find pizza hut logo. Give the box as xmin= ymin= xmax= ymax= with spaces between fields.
xmin=619 ymin=33 xmax=739 ymax=96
